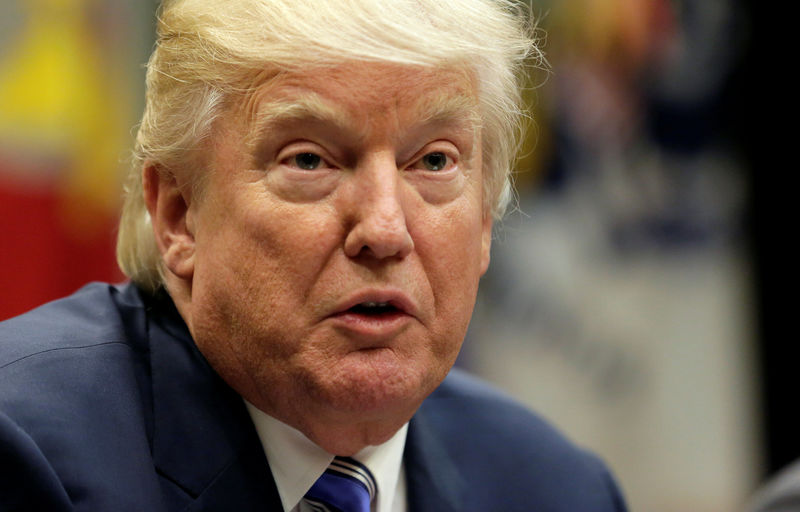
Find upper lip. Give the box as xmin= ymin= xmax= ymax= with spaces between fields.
xmin=331 ymin=288 xmax=419 ymax=318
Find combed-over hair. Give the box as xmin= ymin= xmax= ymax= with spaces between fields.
xmin=117 ymin=0 xmax=541 ymax=292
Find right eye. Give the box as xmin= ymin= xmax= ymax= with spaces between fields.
xmin=290 ymin=152 xmax=325 ymax=170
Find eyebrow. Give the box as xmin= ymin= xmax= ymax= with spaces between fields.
xmin=247 ymin=89 xmax=481 ymax=153
xmin=248 ymin=93 xmax=352 ymax=149
xmin=414 ymin=94 xmax=482 ymax=160
xmin=415 ymin=93 xmax=481 ymax=130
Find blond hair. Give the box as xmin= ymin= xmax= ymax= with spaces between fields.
xmin=117 ymin=0 xmax=541 ymax=292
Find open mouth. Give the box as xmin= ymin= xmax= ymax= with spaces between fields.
xmin=330 ymin=295 xmax=413 ymax=337
xmin=347 ymin=301 xmax=401 ymax=317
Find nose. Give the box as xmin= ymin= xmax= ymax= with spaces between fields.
xmin=343 ymin=158 xmax=414 ymax=260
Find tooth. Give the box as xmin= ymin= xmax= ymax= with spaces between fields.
xmin=362 ymin=301 xmax=388 ymax=307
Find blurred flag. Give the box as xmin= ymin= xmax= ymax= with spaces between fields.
xmin=0 ymin=0 xmax=131 ymax=319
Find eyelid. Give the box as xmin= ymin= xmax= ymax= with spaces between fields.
xmin=277 ymin=142 xmax=336 ymax=170
xmin=406 ymin=142 xmax=459 ymax=172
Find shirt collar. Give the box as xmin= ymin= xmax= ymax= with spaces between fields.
xmin=244 ymin=400 xmax=408 ymax=512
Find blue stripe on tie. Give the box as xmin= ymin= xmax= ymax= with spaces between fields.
xmin=304 ymin=456 xmax=376 ymax=512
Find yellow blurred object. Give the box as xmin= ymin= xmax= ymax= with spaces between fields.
xmin=0 ymin=0 xmax=127 ymax=235
xmin=514 ymin=67 xmax=552 ymax=193
xmin=550 ymin=0 xmax=659 ymax=70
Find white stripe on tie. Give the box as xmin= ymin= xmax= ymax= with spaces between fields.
xmin=303 ymin=456 xmax=377 ymax=512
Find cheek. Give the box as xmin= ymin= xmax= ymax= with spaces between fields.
xmin=240 ymin=195 xmax=343 ymax=252
xmin=198 ymin=192 xmax=338 ymax=276
xmin=190 ymin=195 xmax=345 ymax=336
xmin=412 ymin=200 xmax=485 ymax=329
xmin=419 ymin=200 xmax=485 ymax=273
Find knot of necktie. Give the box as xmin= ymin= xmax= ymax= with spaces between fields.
xmin=303 ymin=456 xmax=377 ymax=512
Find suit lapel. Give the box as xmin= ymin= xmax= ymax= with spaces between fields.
xmin=179 ymin=445 xmax=283 ymax=512
xmin=146 ymin=292 xmax=282 ymax=510
xmin=404 ymin=408 xmax=466 ymax=512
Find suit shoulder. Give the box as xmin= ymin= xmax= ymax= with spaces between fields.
xmin=0 ymin=282 xmax=144 ymax=369
xmin=427 ymin=367 xmax=565 ymax=436
xmin=417 ymin=368 xmax=627 ymax=510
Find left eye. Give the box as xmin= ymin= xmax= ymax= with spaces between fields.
xmin=292 ymin=152 xmax=324 ymax=170
xmin=416 ymin=152 xmax=452 ymax=171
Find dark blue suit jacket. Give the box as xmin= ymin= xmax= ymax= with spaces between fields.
xmin=0 ymin=283 xmax=627 ymax=511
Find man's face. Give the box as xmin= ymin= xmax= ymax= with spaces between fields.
xmin=181 ymin=63 xmax=491 ymax=453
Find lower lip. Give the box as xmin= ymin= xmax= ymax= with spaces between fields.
xmin=328 ymin=311 xmax=413 ymax=340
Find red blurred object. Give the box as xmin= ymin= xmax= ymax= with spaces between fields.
xmin=0 ymin=166 xmax=122 ymax=320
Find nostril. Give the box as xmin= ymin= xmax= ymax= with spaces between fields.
xmin=343 ymin=222 xmax=414 ymax=260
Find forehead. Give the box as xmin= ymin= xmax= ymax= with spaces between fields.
xmin=242 ymin=63 xmax=480 ymax=137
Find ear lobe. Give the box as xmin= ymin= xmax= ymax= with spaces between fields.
xmin=480 ymin=215 xmax=492 ymax=276
xmin=142 ymin=163 xmax=196 ymax=281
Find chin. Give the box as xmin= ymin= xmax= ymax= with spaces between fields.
xmin=310 ymin=353 xmax=440 ymax=419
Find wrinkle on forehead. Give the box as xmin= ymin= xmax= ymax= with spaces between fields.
xmin=241 ymin=63 xmax=481 ymax=148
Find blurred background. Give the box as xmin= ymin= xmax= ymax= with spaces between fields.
xmin=0 ymin=0 xmax=778 ymax=511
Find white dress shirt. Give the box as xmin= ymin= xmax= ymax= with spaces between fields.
xmin=244 ymin=401 xmax=408 ymax=512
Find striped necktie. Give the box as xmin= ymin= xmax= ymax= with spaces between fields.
xmin=303 ymin=456 xmax=377 ymax=512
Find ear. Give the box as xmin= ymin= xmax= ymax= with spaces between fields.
xmin=480 ymin=214 xmax=492 ymax=276
xmin=142 ymin=163 xmax=196 ymax=281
